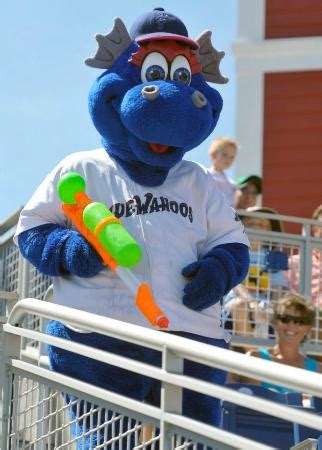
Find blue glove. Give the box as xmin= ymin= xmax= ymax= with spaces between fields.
xmin=18 ymin=224 xmax=104 ymax=277
xmin=62 ymin=230 xmax=104 ymax=277
xmin=181 ymin=243 xmax=249 ymax=311
xmin=265 ymin=250 xmax=289 ymax=272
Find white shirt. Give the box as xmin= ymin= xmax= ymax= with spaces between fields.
xmin=15 ymin=149 xmax=249 ymax=340
xmin=209 ymin=169 xmax=237 ymax=206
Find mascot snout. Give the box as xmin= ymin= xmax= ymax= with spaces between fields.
xmin=120 ymin=81 xmax=216 ymax=148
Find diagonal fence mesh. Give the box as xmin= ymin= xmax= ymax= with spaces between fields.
xmin=7 ymin=373 xmax=212 ymax=450
xmin=225 ymin=232 xmax=322 ymax=348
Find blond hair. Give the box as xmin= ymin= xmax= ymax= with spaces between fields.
xmin=274 ymin=292 xmax=315 ymax=326
xmin=208 ymin=137 xmax=238 ymax=156
xmin=312 ymin=205 xmax=322 ymax=220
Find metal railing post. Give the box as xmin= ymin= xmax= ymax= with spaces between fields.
xmin=17 ymin=255 xmax=30 ymax=300
xmin=1 ymin=330 xmax=21 ymax=450
xmin=298 ymin=242 xmax=306 ymax=297
xmin=302 ymin=223 xmax=313 ymax=300
xmin=159 ymin=346 xmax=183 ymax=450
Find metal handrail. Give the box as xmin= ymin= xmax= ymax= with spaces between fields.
xmin=237 ymin=209 xmax=322 ymax=227
xmin=5 ymin=323 xmax=322 ymax=432
xmin=5 ymin=358 xmax=272 ymax=450
xmin=4 ymin=298 xmax=322 ymax=449
xmin=0 ymin=207 xmax=23 ymax=236
xmin=5 ymin=298 xmax=322 ymax=398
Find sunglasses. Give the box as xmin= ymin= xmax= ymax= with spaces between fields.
xmin=275 ymin=314 xmax=311 ymax=326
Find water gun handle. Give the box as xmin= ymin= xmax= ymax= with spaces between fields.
xmin=57 ymin=172 xmax=169 ymax=329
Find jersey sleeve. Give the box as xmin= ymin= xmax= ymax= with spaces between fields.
xmin=14 ymin=156 xmax=74 ymax=243
xmin=198 ymin=172 xmax=250 ymax=257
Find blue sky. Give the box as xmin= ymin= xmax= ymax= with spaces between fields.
xmin=1 ymin=0 xmax=237 ymax=221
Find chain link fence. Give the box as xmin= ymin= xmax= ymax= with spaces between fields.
xmin=1 ymin=208 xmax=322 ymax=449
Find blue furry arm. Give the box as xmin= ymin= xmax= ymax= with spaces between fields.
xmin=181 ymin=243 xmax=250 ymax=311
xmin=18 ymin=224 xmax=104 ymax=277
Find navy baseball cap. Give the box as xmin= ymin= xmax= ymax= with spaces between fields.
xmin=130 ymin=7 xmax=199 ymax=49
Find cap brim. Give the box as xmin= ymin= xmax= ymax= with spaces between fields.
xmin=135 ymin=32 xmax=199 ymax=50
xmin=237 ymin=176 xmax=262 ymax=193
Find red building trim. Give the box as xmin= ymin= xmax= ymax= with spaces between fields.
xmin=266 ymin=0 xmax=322 ymax=38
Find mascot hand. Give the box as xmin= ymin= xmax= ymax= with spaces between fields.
xmin=181 ymin=243 xmax=249 ymax=311
xmin=18 ymin=224 xmax=104 ymax=277
xmin=62 ymin=230 xmax=104 ymax=277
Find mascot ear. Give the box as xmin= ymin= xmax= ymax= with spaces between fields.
xmin=196 ymin=30 xmax=229 ymax=84
xmin=85 ymin=17 xmax=132 ymax=69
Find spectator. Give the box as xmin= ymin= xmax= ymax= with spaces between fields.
xmin=286 ymin=205 xmax=322 ymax=306
xmin=234 ymin=175 xmax=262 ymax=209
xmin=208 ymin=137 xmax=238 ymax=205
xmin=312 ymin=204 xmax=322 ymax=239
xmin=225 ymin=207 xmax=288 ymax=339
xmin=241 ymin=293 xmax=321 ymax=392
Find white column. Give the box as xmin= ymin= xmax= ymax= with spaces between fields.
xmin=237 ymin=0 xmax=265 ymax=40
xmin=233 ymin=0 xmax=266 ymax=178
xmin=234 ymin=68 xmax=264 ymax=177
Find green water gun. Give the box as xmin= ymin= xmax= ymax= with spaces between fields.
xmin=57 ymin=172 xmax=169 ymax=328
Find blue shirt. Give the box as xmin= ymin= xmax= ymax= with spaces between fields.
xmin=259 ymin=347 xmax=318 ymax=393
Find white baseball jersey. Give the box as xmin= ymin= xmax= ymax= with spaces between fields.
xmin=209 ymin=169 xmax=237 ymax=206
xmin=15 ymin=149 xmax=249 ymax=340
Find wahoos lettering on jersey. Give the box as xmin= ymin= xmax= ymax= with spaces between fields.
xmin=110 ymin=193 xmax=194 ymax=223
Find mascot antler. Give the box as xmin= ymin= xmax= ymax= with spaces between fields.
xmin=85 ymin=18 xmax=131 ymax=69
xmin=196 ymin=31 xmax=228 ymax=84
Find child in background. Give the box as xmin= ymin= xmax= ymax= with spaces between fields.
xmin=209 ymin=137 xmax=238 ymax=206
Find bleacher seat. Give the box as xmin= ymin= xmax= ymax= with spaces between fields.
xmin=292 ymin=397 xmax=322 ymax=445
xmin=293 ymin=411 xmax=322 ymax=445
xmin=224 ymin=383 xmax=303 ymax=405
xmin=222 ymin=384 xmax=314 ymax=449
xmin=312 ymin=397 xmax=322 ymax=412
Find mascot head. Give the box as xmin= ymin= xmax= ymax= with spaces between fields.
xmin=86 ymin=8 xmax=228 ymax=186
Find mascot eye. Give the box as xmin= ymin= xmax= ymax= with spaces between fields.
xmin=173 ymin=68 xmax=191 ymax=84
xmin=170 ymin=55 xmax=191 ymax=85
xmin=141 ymin=52 xmax=168 ymax=83
xmin=145 ymin=65 xmax=166 ymax=81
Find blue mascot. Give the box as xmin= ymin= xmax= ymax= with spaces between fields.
xmin=15 ymin=8 xmax=249 ymax=449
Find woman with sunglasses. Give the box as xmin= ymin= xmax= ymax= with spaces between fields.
xmin=241 ymin=293 xmax=321 ymax=392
